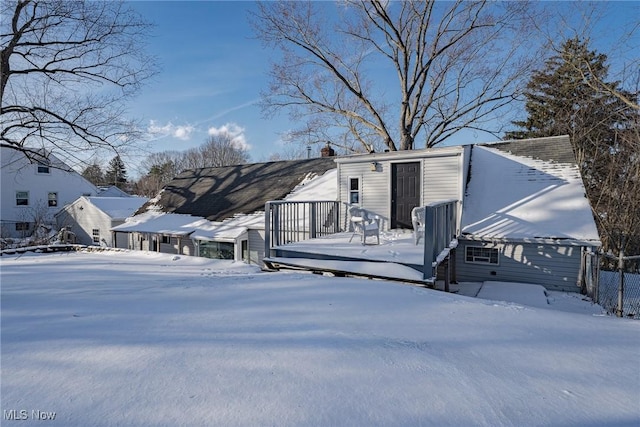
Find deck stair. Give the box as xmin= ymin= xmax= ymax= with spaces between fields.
xmin=263 ymin=256 xmax=432 ymax=286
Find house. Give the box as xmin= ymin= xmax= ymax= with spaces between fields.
xmin=455 ymin=139 xmax=600 ymax=290
xmin=112 ymin=157 xmax=338 ymax=264
xmin=333 ymin=144 xmax=468 ymax=230
xmin=0 ymin=147 xmax=98 ymax=239
xmin=55 ymin=196 xmax=148 ymax=247
xmin=270 ymin=135 xmax=601 ymax=292
xmin=97 ymin=186 xmax=131 ymax=197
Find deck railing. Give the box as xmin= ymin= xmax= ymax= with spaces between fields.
xmin=418 ymin=199 xmax=459 ymax=281
xmin=264 ymin=200 xmax=341 ymax=257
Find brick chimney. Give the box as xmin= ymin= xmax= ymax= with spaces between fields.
xmin=321 ymin=142 xmax=335 ymax=157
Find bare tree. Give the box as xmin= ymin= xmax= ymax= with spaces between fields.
xmin=133 ymin=135 xmax=249 ymax=196
xmin=591 ymin=126 xmax=640 ymax=258
xmin=182 ymin=134 xmax=249 ymax=170
xmin=252 ymin=0 xmax=541 ymax=152
xmin=133 ymin=151 xmax=184 ymax=197
xmin=1 ymin=0 xmax=156 ymax=167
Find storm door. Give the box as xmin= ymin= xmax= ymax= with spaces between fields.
xmin=391 ymin=162 xmax=420 ymax=229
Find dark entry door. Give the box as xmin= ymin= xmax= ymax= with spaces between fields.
xmin=391 ymin=162 xmax=420 ymax=229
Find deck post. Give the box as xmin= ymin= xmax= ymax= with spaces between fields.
xmin=264 ymin=202 xmax=271 ymax=259
xmin=310 ymin=202 xmax=317 ymax=239
xmin=450 ymin=247 xmax=457 ymax=283
xmin=423 ymin=207 xmax=435 ymax=281
xmin=443 ymin=257 xmax=450 ymax=292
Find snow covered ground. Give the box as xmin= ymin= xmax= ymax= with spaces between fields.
xmin=2 ymin=250 xmax=639 ymax=426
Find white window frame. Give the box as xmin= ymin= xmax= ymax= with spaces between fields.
xmin=92 ymin=229 xmax=100 ymax=244
xmin=348 ymin=176 xmax=361 ymax=205
xmin=16 ymin=191 xmax=29 ymax=206
xmin=48 ymin=192 xmax=58 ymax=207
xmin=465 ymin=246 xmax=500 ymax=265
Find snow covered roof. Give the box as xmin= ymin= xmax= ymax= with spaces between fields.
xmin=284 ymin=168 xmax=337 ymax=202
xmin=97 ymin=186 xmax=131 ymax=197
xmin=461 ymin=137 xmax=600 ymax=244
xmin=111 ymin=211 xmax=216 ymax=236
xmin=113 ymin=169 xmax=338 ymax=240
xmin=137 ymin=157 xmax=336 ymax=221
xmin=87 ymin=197 xmax=148 ymax=220
xmin=192 ymin=213 xmax=264 ymax=241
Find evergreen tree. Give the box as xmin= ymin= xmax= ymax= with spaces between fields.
xmin=507 ymin=38 xmax=639 ymax=256
xmin=105 ymin=155 xmax=128 ymax=189
xmin=81 ymin=162 xmax=105 ymax=186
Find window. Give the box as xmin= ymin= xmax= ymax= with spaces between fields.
xmin=48 ymin=192 xmax=58 ymax=207
xmin=16 ymin=191 xmax=29 ymax=206
xmin=198 ymin=241 xmax=234 ymax=260
xmin=92 ymin=229 xmax=100 ymax=244
xmin=15 ymin=222 xmax=30 ymax=231
xmin=465 ymin=246 xmax=499 ymax=265
xmin=349 ymin=177 xmax=360 ymax=204
xmin=161 ymin=235 xmax=170 ymax=244
xmin=37 ymin=163 xmax=50 ymax=174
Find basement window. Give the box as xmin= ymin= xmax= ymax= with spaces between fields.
xmin=198 ymin=241 xmax=234 ymax=260
xmin=15 ymin=222 xmax=30 ymax=231
xmin=465 ymin=246 xmax=499 ymax=265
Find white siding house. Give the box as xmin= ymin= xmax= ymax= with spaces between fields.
xmin=334 ymin=145 xmax=468 ymax=230
xmin=1 ymin=147 xmax=98 ymax=239
xmin=55 ymin=196 xmax=148 ymax=247
xmin=333 ymin=136 xmax=600 ymax=292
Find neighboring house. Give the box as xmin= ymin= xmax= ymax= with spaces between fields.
xmin=97 ymin=186 xmax=131 ymax=197
xmin=113 ymin=157 xmax=337 ymax=264
xmin=331 ymin=135 xmax=600 ymax=292
xmin=55 ymin=196 xmax=148 ymax=247
xmin=0 ymin=147 xmax=98 ymax=239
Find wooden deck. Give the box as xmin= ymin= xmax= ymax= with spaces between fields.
xmin=263 ymin=200 xmax=459 ymax=285
xmin=264 ymin=229 xmax=441 ymax=285
xmin=271 ymin=229 xmax=423 ymax=264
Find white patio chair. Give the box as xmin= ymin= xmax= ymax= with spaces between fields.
xmin=411 ymin=206 xmax=425 ymax=245
xmin=348 ymin=207 xmax=380 ymax=245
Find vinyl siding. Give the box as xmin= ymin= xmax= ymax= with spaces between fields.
xmin=1 ymin=147 xmax=98 ymax=238
xmin=337 ymin=150 xmax=464 ymax=231
xmin=248 ymin=229 xmax=265 ymax=265
xmin=338 ymin=162 xmax=390 ymax=229
xmin=56 ymin=201 xmax=113 ymax=246
xmin=422 ymin=155 xmax=462 ymax=203
xmin=455 ymin=238 xmax=583 ymax=292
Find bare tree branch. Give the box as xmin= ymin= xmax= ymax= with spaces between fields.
xmin=252 ymin=1 xmax=540 ymax=152
xmin=1 ymin=0 xmax=157 ymax=166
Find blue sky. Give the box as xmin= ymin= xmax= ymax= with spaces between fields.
xmin=127 ymin=1 xmax=277 ymax=172
xmin=125 ymin=1 xmax=639 ymax=175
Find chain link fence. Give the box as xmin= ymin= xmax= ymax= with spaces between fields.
xmin=583 ymin=251 xmax=640 ymax=319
